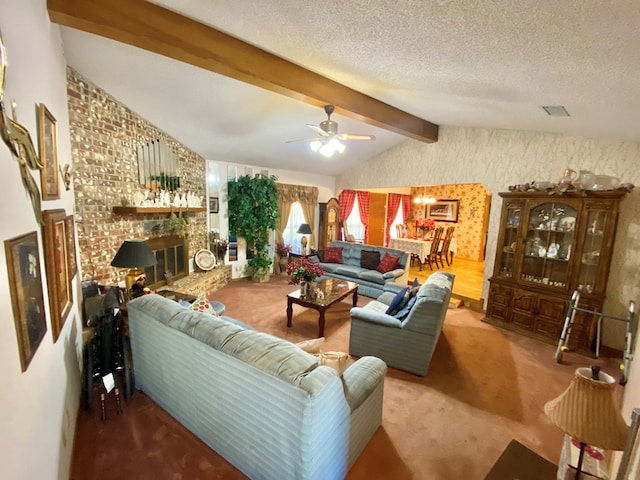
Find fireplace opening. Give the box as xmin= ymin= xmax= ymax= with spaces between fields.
xmin=144 ymin=235 xmax=189 ymax=289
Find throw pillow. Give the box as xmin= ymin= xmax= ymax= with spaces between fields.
xmin=190 ymin=292 xmax=220 ymax=317
xmin=377 ymin=252 xmax=400 ymax=273
xmin=385 ymin=287 xmax=409 ymax=315
xmin=360 ymin=250 xmax=381 ymax=270
xmin=394 ymin=295 xmax=418 ymax=320
xmin=314 ymin=351 xmax=350 ymax=375
xmin=324 ymin=246 xmax=343 ymax=264
xmin=296 ymin=337 xmax=325 ymax=354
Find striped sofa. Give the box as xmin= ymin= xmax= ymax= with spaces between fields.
xmin=127 ymin=294 xmax=386 ymax=480
xmin=349 ymin=272 xmax=455 ymax=376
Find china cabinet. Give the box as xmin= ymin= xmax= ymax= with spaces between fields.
xmin=485 ymin=190 xmax=627 ymax=353
xmin=317 ymin=197 xmax=339 ymax=251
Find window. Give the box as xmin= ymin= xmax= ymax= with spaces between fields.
xmin=282 ymin=202 xmax=307 ymax=249
xmin=389 ymin=198 xmax=406 ymax=239
xmin=345 ymin=196 xmax=365 ymax=242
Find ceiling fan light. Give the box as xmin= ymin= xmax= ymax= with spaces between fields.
xmin=318 ymin=142 xmax=335 ymax=157
xmin=310 ymin=140 xmax=322 ymax=152
xmin=332 ymin=139 xmax=346 ymax=154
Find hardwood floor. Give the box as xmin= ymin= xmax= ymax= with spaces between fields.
xmin=408 ymin=256 xmax=485 ymax=309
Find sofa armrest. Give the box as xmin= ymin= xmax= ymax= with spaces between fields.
xmin=342 ymin=356 xmax=387 ymax=411
xmin=350 ymin=307 xmax=403 ymax=328
xmin=382 ymin=267 xmax=405 ymax=279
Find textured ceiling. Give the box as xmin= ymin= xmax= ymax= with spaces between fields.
xmin=58 ymin=0 xmax=640 ymax=176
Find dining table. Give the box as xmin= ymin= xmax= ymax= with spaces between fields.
xmin=389 ymin=237 xmax=457 ymax=265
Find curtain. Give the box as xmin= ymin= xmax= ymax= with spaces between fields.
xmin=385 ymin=193 xmax=402 ymax=246
xmin=338 ymin=190 xmax=356 ymax=240
xmin=401 ymin=194 xmax=411 ymax=223
xmin=275 ymin=183 xmax=318 ymax=272
xmin=274 ymin=193 xmax=293 ymax=274
xmin=356 ymin=191 xmax=370 ymax=243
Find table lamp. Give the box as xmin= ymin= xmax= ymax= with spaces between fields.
xmin=544 ymin=366 xmax=628 ymax=479
xmin=111 ymin=239 xmax=158 ymax=293
xmin=297 ymin=223 xmax=312 ymax=252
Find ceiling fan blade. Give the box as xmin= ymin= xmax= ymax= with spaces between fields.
xmin=336 ymin=134 xmax=376 ymax=141
xmin=285 ymin=136 xmax=325 ymax=144
xmin=306 ymin=124 xmax=331 ymax=136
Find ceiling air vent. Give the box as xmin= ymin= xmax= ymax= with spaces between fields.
xmin=541 ymin=105 xmax=570 ymax=117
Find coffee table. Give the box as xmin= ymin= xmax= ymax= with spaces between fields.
xmin=287 ymin=278 xmax=358 ymax=337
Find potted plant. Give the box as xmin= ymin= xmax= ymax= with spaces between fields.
xmin=227 ymin=173 xmax=279 ymax=281
xmin=275 ymin=242 xmax=292 ymax=274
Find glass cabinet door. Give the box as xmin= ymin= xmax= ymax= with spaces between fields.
xmin=577 ymin=208 xmax=608 ymax=294
xmin=520 ymin=201 xmax=578 ymax=289
xmin=496 ymin=203 xmax=521 ymax=278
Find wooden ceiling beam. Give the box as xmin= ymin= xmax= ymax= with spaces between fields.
xmin=47 ymin=0 xmax=438 ymax=142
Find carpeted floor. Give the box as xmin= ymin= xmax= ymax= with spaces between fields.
xmin=72 ymin=274 xmax=623 ymax=479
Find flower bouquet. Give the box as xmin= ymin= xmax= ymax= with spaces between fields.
xmin=414 ymin=218 xmax=436 ymax=238
xmin=286 ymin=257 xmax=325 ymax=285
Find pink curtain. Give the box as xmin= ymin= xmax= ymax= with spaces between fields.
xmin=338 ymin=190 xmax=356 ymax=240
xmin=356 ymin=191 xmax=370 ymax=242
xmin=385 ymin=193 xmax=402 ymax=246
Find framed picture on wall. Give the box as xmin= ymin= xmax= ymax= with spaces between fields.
xmin=64 ymin=214 xmax=77 ymax=278
xmin=38 ymin=103 xmax=59 ymax=200
xmin=4 ymin=231 xmax=47 ymax=372
xmin=43 ymin=209 xmax=72 ymax=342
xmin=427 ymin=199 xmax=460 ymax=222
xmin=209 ymin=196 xmax=219 ymax=213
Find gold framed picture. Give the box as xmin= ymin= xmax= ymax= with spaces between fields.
xmin=43 ymin=209 xmax=72 ymax=342
xmin=38 ymin=103 xmax=59 ymax=200
xmin=64 ymin=214 xmax=77 ymax=278
xmin=4 ymin=231 xmax=47 ymax=372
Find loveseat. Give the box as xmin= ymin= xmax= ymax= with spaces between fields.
xmin=316 ymin=241 xmax=409 ymax=298
xmin=349 ymin=272 xmax=455 ymax=376
xmin=127 ymin=293 xmax=387 ymax=480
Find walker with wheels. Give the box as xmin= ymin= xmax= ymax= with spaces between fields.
xmin=555 ymin=288 xmax=635 ymax=385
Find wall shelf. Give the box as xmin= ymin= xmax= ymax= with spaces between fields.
xmin=113 ymin=206 xmax=206 ymax=215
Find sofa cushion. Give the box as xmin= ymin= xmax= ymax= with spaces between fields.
xmin=357 ymin=270 xmax=386 ymax=285
xmin=385 ymin=287 xmax=409 ymax=315
xmin=360 ymin=250 xmax=380 ymax=270
xmin=335 ymin=265 xmax=365 ymax=277
xmin=318 ymin=262 xmax=341 ymax=273
xmin=324 ymin=246 xmax=344 ymax=263
xmin=219 ymin=330 xmax=319 ymax=386
xmin=377 ymin=252 xmax=400 ymax=273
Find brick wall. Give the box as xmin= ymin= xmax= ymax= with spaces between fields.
xmin=67 ymin=68 xmax=207 ymax=286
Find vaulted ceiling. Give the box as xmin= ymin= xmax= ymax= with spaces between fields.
xmin=50 ymin=0 xmax=640 ymax=176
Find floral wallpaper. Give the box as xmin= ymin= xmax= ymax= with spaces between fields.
xmin=410 ymin=183 xmax=490 ymax=261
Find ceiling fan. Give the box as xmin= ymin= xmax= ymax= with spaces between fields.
xmin=286 ymin=105 xmax=376 ymax=157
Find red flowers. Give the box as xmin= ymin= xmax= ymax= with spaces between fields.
xmin=286 ymin=257 xmax=325 ymax=285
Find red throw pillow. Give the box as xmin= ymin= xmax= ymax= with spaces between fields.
xmin=324 ymin=247 xmax=343 ymax=264
xmin=377 ymin=252 xmax=400 ymax=273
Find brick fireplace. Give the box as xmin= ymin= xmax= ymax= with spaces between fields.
xmin=67 ymin=68 xmax=208 ymax=287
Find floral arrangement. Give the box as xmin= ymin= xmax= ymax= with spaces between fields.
xmin=275 ymin=242 xmax=292 ymax=257
xmin=414 ymin=218 xmax=436 ymax=230
xmin=211 ymin=237 xmax=228 ymax=259
xmin=286 ymin=257 xmax=325 ymax=285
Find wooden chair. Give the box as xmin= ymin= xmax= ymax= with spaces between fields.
xmin=438 ymin=226 xmax=455 ymax=266
xmin=425 ymin=227 xmax=444 ymax=270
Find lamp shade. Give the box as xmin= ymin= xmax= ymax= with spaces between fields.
xmin=544 ymin=367 xmax=628 ymax=450
xmin=297 ymin=223 xmax=312 ymax=235
xmin=111 ymin=239 xmax=157 ymax=268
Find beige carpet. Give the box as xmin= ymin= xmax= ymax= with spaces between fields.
xmin=209 ymin=275 xmax=623 ymax=479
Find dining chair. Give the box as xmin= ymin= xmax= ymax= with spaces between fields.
xmin=425 ymin=226 xmax=444 ymax=270
xmin=438 ymin=226 xmax=456 ymax=266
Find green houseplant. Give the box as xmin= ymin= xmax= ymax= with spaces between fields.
xmin=227 ymin=173 xmax=279 ymax=281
